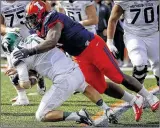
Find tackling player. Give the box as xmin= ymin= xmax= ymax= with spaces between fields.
xmin=107 ymin=1 xmax=159 ymax=86
xmin=58 ymin=0 xmax=98 ymax=34
xmin=3 ymin=32 xmax=119 ymax=126
xmin=13 ymin=0 xmax=160 ymax=121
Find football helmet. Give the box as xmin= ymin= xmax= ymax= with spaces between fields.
xmin=2 ymin=32 xmax=23 ymax=54
xmin=25 ymin=0 xmax=48 ymax=30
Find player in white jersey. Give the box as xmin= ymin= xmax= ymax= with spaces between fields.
xmin=58 ymin=0 xmax=98 ymax=34
xmin=0 ymin=0 xmax=48 ymax=105
xmin=107 ymin=0 xmax=159 ymax=86
xmin=3 ymin=32 xmax=120 ymax=126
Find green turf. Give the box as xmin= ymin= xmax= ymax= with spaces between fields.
xmin=1 ymin=72 xmax=160 ymax=128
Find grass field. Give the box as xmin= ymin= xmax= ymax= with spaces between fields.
xmin=1 ymin=69 xmax=160 ymax=128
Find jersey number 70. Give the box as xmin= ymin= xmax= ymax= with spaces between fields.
xmin=130 ymin=6 xmax=158 ymax=24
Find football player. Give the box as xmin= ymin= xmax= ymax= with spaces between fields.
xmin=58 ymin=0 xmax=98 ymax=34
xmin=0 ymin=0 xmax=50 ymax=105
xmin=4 ymin=32 xmax=117 ymax=126
xmin=13 ymin=1 xmax=159 ymax=121
xmin=107 ymin=1 xmax=159 ymax=86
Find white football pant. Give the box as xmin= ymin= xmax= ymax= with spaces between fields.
xmin=35 ymin=67 xmax=87 ymax=121
xmin=124 ymin=31 xmax=159 ymax=77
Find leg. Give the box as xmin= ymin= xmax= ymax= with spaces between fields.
xmin=36 ymin=68 xmax=92 ymax=125
xmin=37 ymin=75 xmax=46 ymax=95
xmin=10 ymin=74 xmax=29 ymax=106
xmin=124 ymin=33 xmax=148 ymax=84
xmin=28 ymin=70 xmax=46 ymax=95
xmin=75 ymin=45 xmax=140 ymax=122
xmin=74 ymin=57 xmax=118 ymax=123
xmin=145 ymin=32 xmax=159 ymax=86
xmin=89 ymin=35 xmax=159 ymax=113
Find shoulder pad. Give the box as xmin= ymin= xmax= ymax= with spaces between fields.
xmin=43 ymin=11 xmax=58 ymax=26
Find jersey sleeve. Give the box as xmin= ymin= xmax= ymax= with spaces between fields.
xmin=41 ymin=11 xmax=64 ymax=37
xmin=84 ymin=1 xmax=94 ymax=7
xmin=114 ymin=0 xmax=129 ymax=10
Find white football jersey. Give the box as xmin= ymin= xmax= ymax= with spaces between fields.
xmin=1 ymin=0 xmax=30 ymax=38
xmin=11 ymin=35 xmax=78 ymax=82
xmin=59 ymin=0 xmax=97 ymax=33
xmin=114 ymin=0 xmax=159 ymax=36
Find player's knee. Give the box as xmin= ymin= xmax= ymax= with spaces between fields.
xmin=132 ymin=65 xmax=148 ymax=83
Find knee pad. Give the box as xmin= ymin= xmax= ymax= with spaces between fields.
xmin=132 ymin=65 xmax=148 ymax=83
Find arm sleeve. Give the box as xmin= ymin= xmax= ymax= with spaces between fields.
xmin=85 ymin=1 xmax=94 ymax=7
xmin=114 ymin=0 xmax=129 ymax=10
xmin=16 ymin=62 xmax=29 ymax=82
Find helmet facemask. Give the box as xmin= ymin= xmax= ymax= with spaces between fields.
xmin=25 ymin=10 xmax=48 ymax=31
xmin=25 ymin=13 xmax=42 ymax=30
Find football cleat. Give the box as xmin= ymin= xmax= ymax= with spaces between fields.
xmin=146 ymin=95 xmax=160 ymax=112
xmin=37 ymin=77 xmax=46 ymax=95
xmin=132 ymin=96 xmax=143 ymax=122
xmin=151 ymin=101 xmax=160 ymax=112
xmin=106 ymin=109 xmax=118 ymax=124
xmin=93 ymin=112 xmax=108 ymax=127
xmin=12 ymin=98 xmax=29 ymax=106
xmin=76 ymin=108 xmax=93 ymax=126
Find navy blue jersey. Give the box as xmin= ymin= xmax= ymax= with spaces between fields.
xmin=38 ymin=10 xmax=94 ymax=56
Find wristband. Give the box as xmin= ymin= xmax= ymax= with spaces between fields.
xmin=107 ymin=39 xmax=113 ymax=44
xmin=5 ymin=27 xmax=13 ymax=33
xmin=28 ymin=48 xmax=37 ymax=56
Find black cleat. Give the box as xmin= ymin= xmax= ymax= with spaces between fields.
xmin=76 ymin=108 xmax=93 ymax=126
xmin=37 ymin=76 xmax=46 ymax=95
xmin=106 ymin=109 xmax=118 ymax=124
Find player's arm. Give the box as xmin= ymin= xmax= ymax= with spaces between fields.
xmin=107 ymin=4 xmax=123 ymax=40
xmin=15 ymin=61 xmax=31 ymax=89
xmin=33 ymin=22 xmax=62 ymax=54
xmin=80 ymin=4 xmax=98 ymax=26
xmin=0 ymin=14 xmax=7 ymax=36
xmin=13 ymin=22 xmax=63 ymax=59
xmin=106 ymin=4 xmax=123 ymax=55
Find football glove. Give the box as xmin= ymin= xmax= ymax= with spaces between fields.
xmin=13 ymin=46 xmax=37 ymax=60
xmin=106 ymin=39 xmax=118 ymax=57
xmin=1 ymin=39 xmax=10 ymax=53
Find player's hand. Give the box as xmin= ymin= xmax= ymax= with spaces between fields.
xmin=106 ymin=39 xmax=118 ymax=57
xmin=13 ymin=47 xmax=30 ymax=60
xmin=5 ymin=68 xmax=17 ymax=76
xmin=2 ymin=39 xmax=9 ymax=53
